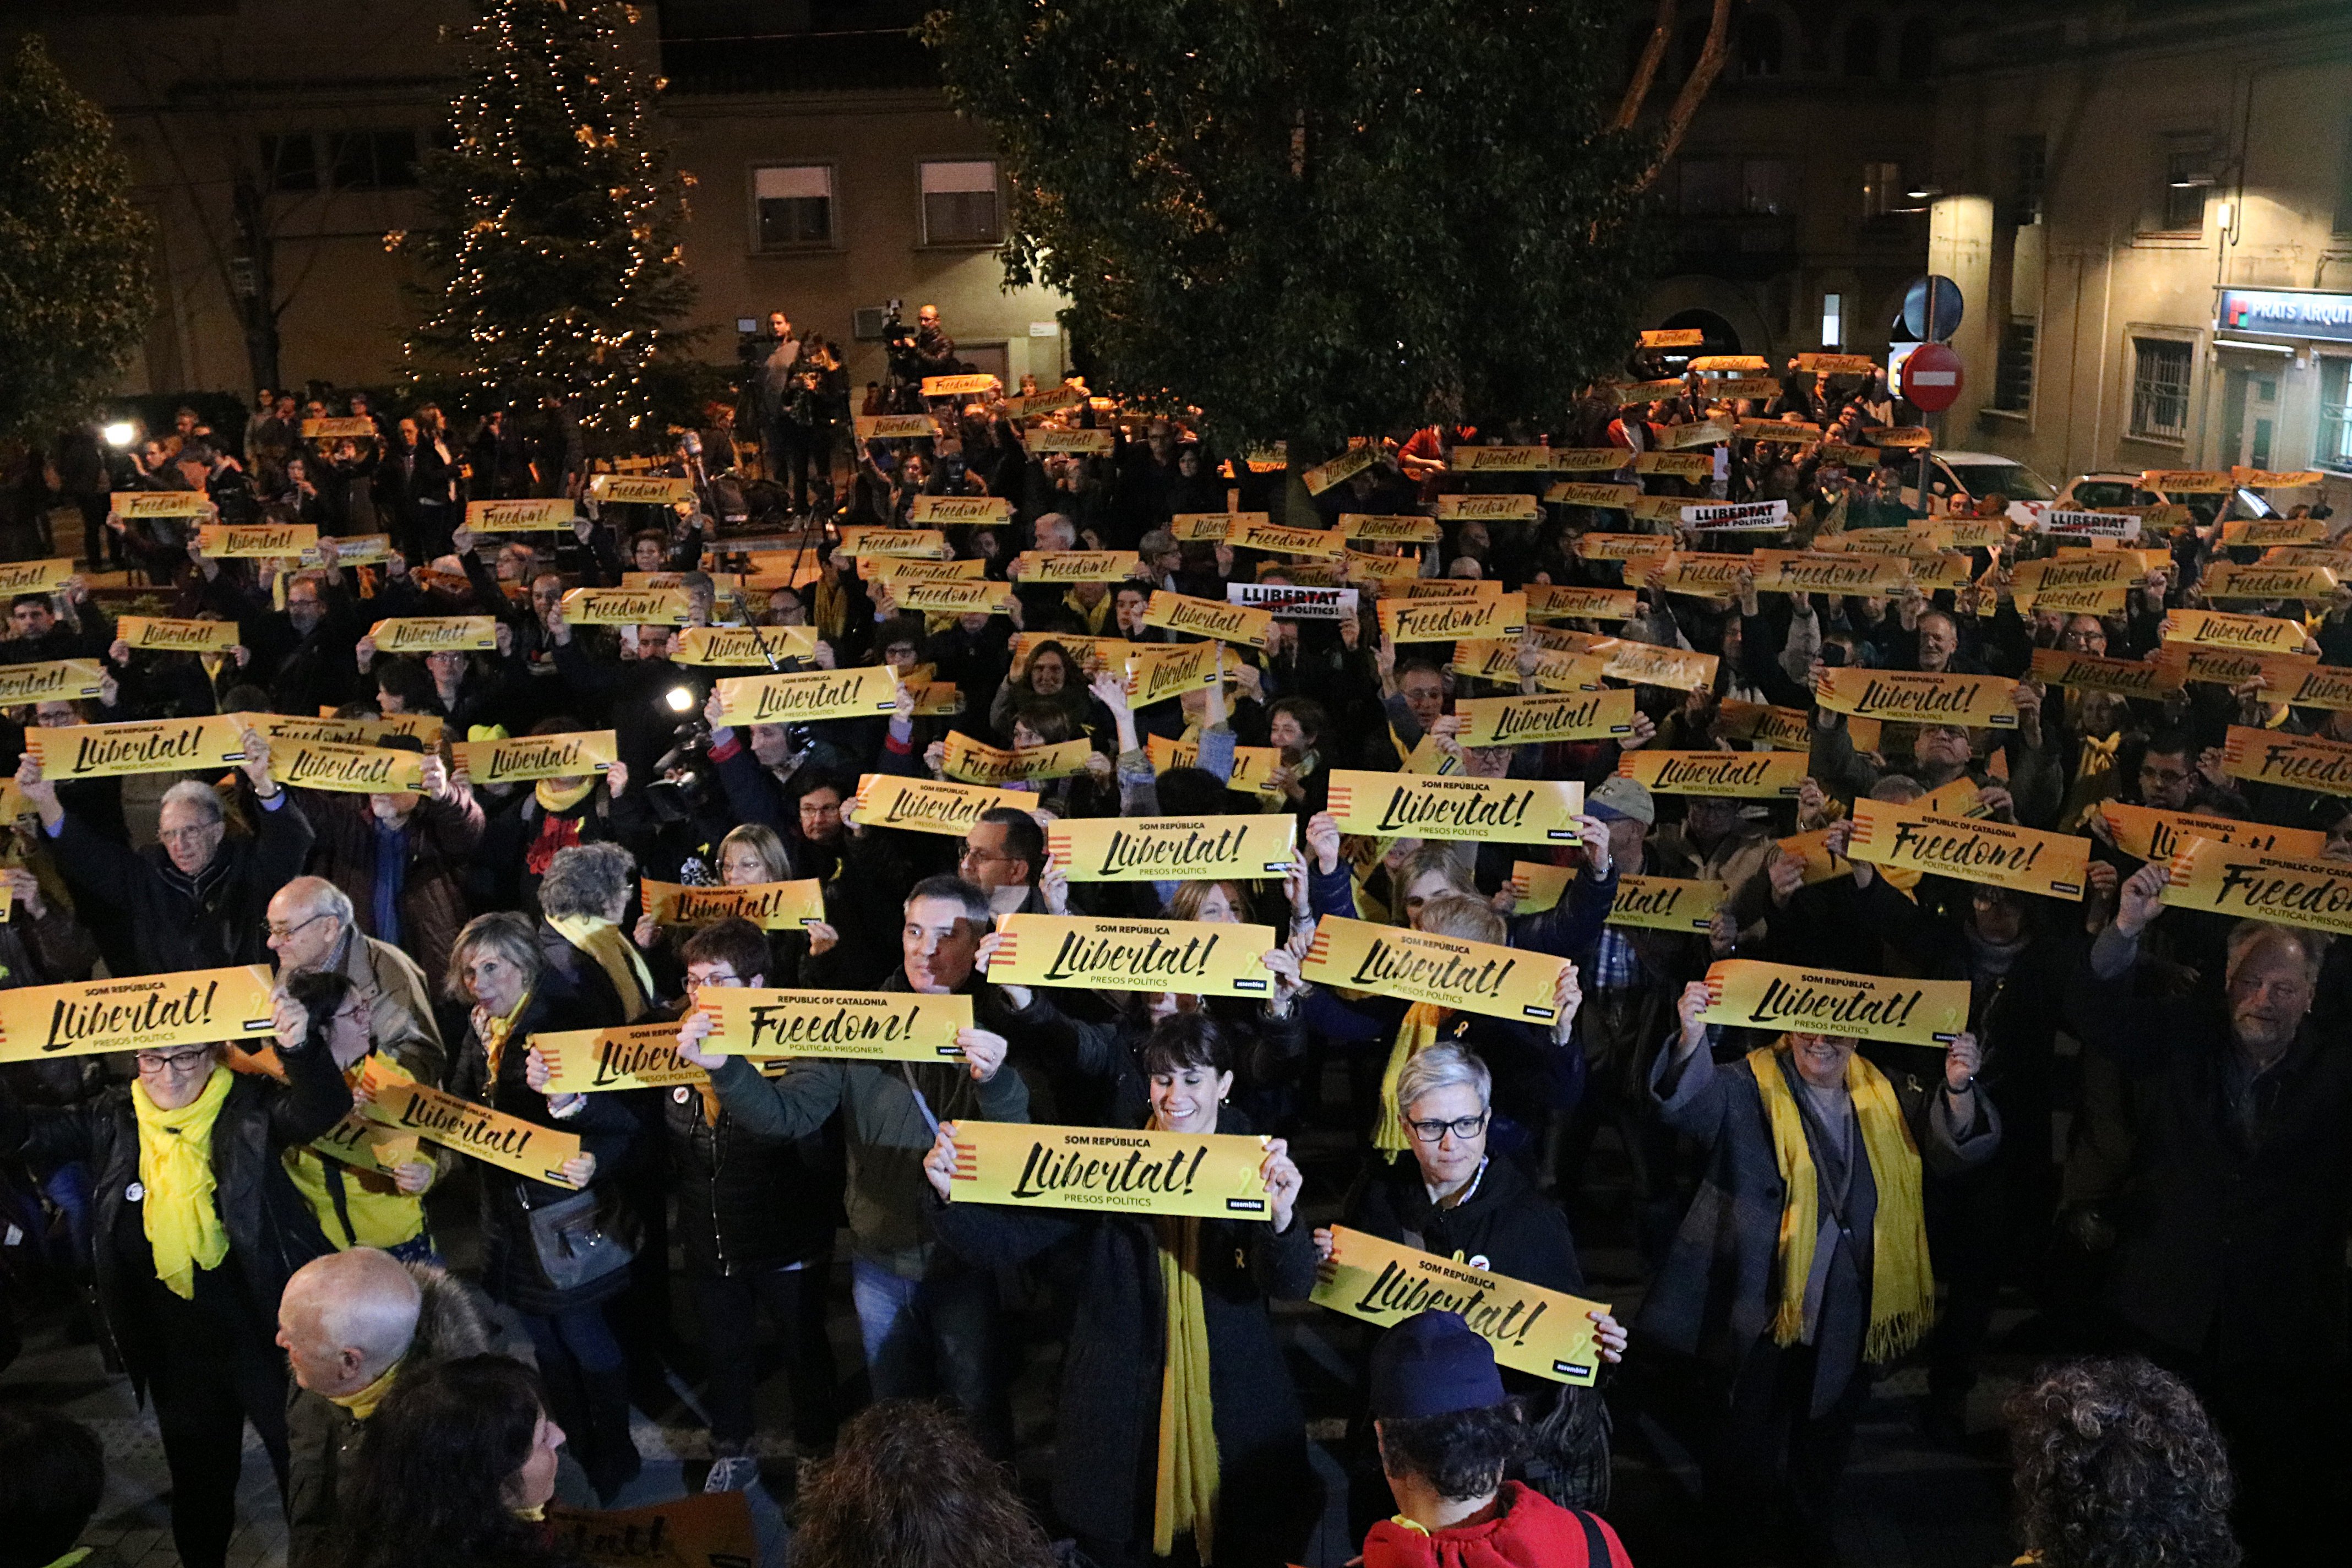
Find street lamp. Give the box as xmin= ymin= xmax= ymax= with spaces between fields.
xmin=102 ymin=421 xmax=136 ymax=449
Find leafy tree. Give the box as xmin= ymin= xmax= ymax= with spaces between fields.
xmin=923 ymin=1 xmax=1727 ymax=456
xmin=0 ymin=35 xmax=154 ymax=444
xmin=401 ymin=0 xmax=698 ymax=445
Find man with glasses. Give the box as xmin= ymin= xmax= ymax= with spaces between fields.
xmin=14 ymin=726 xmax=313 ymax=976
xmin=959 ymin=806 xmax=1049 ymax=918
xmin=266 ymin=876 xmax=444 ymax=1088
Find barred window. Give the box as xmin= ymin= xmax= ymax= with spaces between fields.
xmin=1993 ymin=319 xmax=2037 ymax=413
xmin=2129 ymin=337 xmax=2193 ymax=442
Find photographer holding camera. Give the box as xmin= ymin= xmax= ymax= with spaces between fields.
xmin=751 ymin=310 xmax=805 ymax=503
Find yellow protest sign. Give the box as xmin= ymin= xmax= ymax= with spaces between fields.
xmin=2139 ymin=470 xmax=2234 ymax=492
xmin=1592 ymin=638 xmax=1721 ymax=693
xmin=908 ymin=494 xmax=1013 ymax=525
xmin=450 ymin=729 xmax=618 ymax=784
xmin=1452 ymin=446 xmax=1561 ymax=473
xmin=0 ymin=559 xmax=75 ymax=595
xmin=26 ymin=715 xmax=249 ymax=781
xmin=266 ymin=739 xmax=428 ymax=794
xmin=2232 ymin=467 xmax=2327 ymax=489
xmin=670 ymin=624 xmax=821 ymax=666
xmin=1314 ymin=1224 xmax=1609 ymax=1386
xmin=946 ymin=1120 xmax=1272 ymax=1220
xmin=1329 ymin=770 xmax=1583 ymax=843
xmin=1607 ymin=875 xmax=1726 ymax=932
xmin=1642 ymin=328 xmax=1706 ymax=347
xmin=1796 ymin=352 xmax=1880 ymax=375
xmin=1615 ymin=749 xmax=1807 ymax=798
xmin=1003 ymin=382 xmax=1086 ymax=419
xmin=586 ymin=474 xmax=695 ymax=505
xmin=1544 ymin=482 xmax=1639 ymax=509
xmin=1300 ymin=444 xmax=1378 ymax=496
xmin=465 ymin=498 xmax=578 ymax=530
xmin=1714 ymin=699 xmax=1879 ymax=754
xmin=1230 ymin=518 xmax=1347 ymax=558
xmin=1026 ymin=427 xmax=1114 ymax=455
xmin=2094 ymin=802 xmax=2326 ymax=864
xmin=1816 ymin=666 xmax=2019 ymax=729
xmin=1378 ymin=593 xmax=1527 ymax=644
xmin=700 ymin=987 xmax=973 ymax=1061
xmin=1299 ymin=916 xmax=1569 ymax=1023
xmin=642 ymin=879 xmax=824 ymax=930
xmin=1697 ymin=960 xmax=1970 ymax=1046
xmin=1773 ymin=826 xmax=1851 ymax=886
xmin=1168 ymin=511 xmax=1244 ymax=541
xmin=1144 ymin=590 xmax=1275 ymax=647
xmin=2027 ymin=649 xmax=2186 ymax=698
xmin=894 ymin=580 xmax=1019 ymax=617
xmin=1341 ymin=514 xmax=1443 ymax=543
xmin=1614 ymin=378 xmax=1687 ymax=402
xmin=853 ymin=411 xmax=938 ymax=440
xmin=532 ymin=1022 xmax=711 ymax=1093
xmin=1658 ymin=417 xmax=1733 ymax=451
xmin=710 ymin=665 xmax=900 ymax=727
xmin=358 ymin=712 xmax=443 ymax=746
xmin=1124 ymin=641 xmax=1224 ymax=706
xmin=0 ymin=659 xmax=106 ymax=705
xmin=1749 ymin=551 xmax=1915 ymax=596
xmin=2202 ymin=563 xmax=2338 ymax=602
xmin=1046 ymin=815 xmax=1297 ymax=882
xmin=119 ymin=615 xmax=240 ymax=654
xmin=1433 ymin=494 xmax=1541 ymax=521
xmin=852 ymin=772 xmax=1032 ymax=836
xmin=1455 ymin=690 xmax=1637 ymax=746
xmin=559 ymin=587 xmax=690 ymax=627
xmin=2222 ymin=516 xmax=2328 ymax=547
xmin=2171 ymin=645 xmax=2311 ymax=690
xmin=111 ymin=491 xmax=214 ymax=518
xmin=1545 ymin=449 xmax=1632 ymax=475
xmin=2161 ymin=608 xmax=2316 ymax=656
xmin=0 ymin=966 xmax=276 ymax=1063
xmin=860 ymin=555 xmax=987 ymax=584
xmin=918 ymin=372 xmax=1001 ymax=398
xmin=1571 ymin=532 xmax=1672 ymax=560
xmin=1632 ymin=451 xmax=1716 ymax=480
xmin=940 ymin=732 xmax=1094 ymax=786
xmin=1507 ymin=861 xmax=1575 ymax=914
xmin=1396 ymin=578 xmax=1505 ymax=601
xmin=357 ymin=1058 xmax=582 ymax=1187
xmin=198 ymin=522 xmax=317 ymax=557
xmin=988 ymin=913 xmax=1278 ymax=998
xmin=836 ymin=526 xmax=950 ymax=559
xmin=1012 ymin=549 xmax=1140 ymax=584
xmin=1865 ymin=427 xmax=1934 ymax=450
xmin=370 ymin=616 xmax=498 ymax=654
xmin=2220 ymin=725 xmax=2352 ymax=797
xmin=1847 ymin=798 xmax=2089 ymax=900
xmin=2159 ymin=837 xmax=2352 ymax=937
xmin=1144 ymin=734 xmax=1284 ymax=798
xmin=547 ymin=1486 xmax=756 ymax=1568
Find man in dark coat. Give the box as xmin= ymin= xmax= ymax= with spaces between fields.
xmin=17 ymin=727 xmax=314 ymax=975
xmin=2064 ymin=862 xmax=2352 ymax=1564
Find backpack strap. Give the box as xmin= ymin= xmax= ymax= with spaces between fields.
xmin=1567 ymin=1508 xmax=1611 ymax=1567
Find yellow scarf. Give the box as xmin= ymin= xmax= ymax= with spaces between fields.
xmin=1747 ymin=1042 xmax=1936 ymax=1363
xmin=535 ymin=776 xmax=596 ymax=815
xmin=813 ymin=573 xmax=847 ymax=641
xmin=548 ymin=914 xmax=657 ymax=1022
xmin=133 ymin=1065 xmax=235 ymax=1299
xmin=1062 ymin=589 xmax=1113 ymax=635
xmin=1151 ymin=1203 xmax=1219 ymax=1562
xmin=480 ymin=994 xmax=531 ymax=1084
xmin=327 ymin=1354 xmax=406 ymax=1420
xmin=2059 ymin=731 xmax=2122 ymax=832
xmin=1374 ymin=1003 xmax=1450 ymax=1159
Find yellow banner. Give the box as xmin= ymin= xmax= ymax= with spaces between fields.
xmin=242 ymin=714 xmax=375 ymax=746
xmin=1614 ymin=378 xmax=1687 ymax=403
xmin=711 ymin=666 xmax=900 ymax=727
xmin=701 ymin=987 xmax=973 ymax=1061
xmin=2027 ymin=648 xmax=2186 ymax=698
xmin=1314 ymin=1224 xmax=1608 ymax=1385
xmin=1544 ymin=482 xmax=1638 ymax=509
xmin=548 ymin=1487 xmax=757 ymax=1568
xmin=1230 ymin=518 xmax=1347 ymax=558
xmin=198 ymin=522 xmax=317 ymax=557
xmin=2162 ymin=607 xmax=2316 ymax=655
xmin=946 ymin=1120 xmax=1273 ymax=1220
xmin=1046 ymin=815 xmax=1297 ymax=882
xmin=1012 ymin=549 xmax=1140 ymax=584
xmin=861 ymin=555 xmax=987 ymax=582
xmin=0 ymin=966 xmax=276 ymax=1063
xmin=643 ymin=879 xmax=824 ymax=930
xmin=560 ymin=588 xmax=690 ymax=627
xmin=852 ymin=772 xmax=1032 ymax=835
xmin=1607 ymin=875 xmax=1726 ymax=932
xmin=371 ymin=616 xmax=497 ymax=653
xmin=359 ymin=712 xmax=443 ymax=746
xmin=1342 ymin=513 xmax=1443 ymax=542
xmin=119 ymin=615 xmax=240 ymax=653
xmin=836 ymin=526 xmax=950 ymax=559
xmin=671 ymin=624 xmax=821 ymax=666
xmin=465 ymin=498 xmax=578 ymax=530
xmin=2202 ymin=563 xmax=2338 ymax=601
xmin=1379 ymin=593 xmax=1527 ymax=644
xmin=1433 ymin=494 xmax=1541 ymax=521
xmin=2159 ymin=837 xmax=2352 ymax=937
xmin=988 ymin=913 xmax=1279 ymax=998
xmin=1520 ymin=584 xmax=1638 ymax=622
xmin=1144 ymin=590 xmax=1274 ymax=647
xmin=1329 ymin=770 xmax=1583 ymax=843
xmin=1698 ymin=960 xmax=1970 ymax=1046
xmin=533 ymin=1022 xmax=710 ymax=1093
xmin=1714 ymin=699 xmax=1879 ymax=754
xmin=1452 ymin=446 xmax=1560 ymax=473
xmin=1865 ymin=426 xmax=1934 ymax=450
xmin=1455 ymin=690 xmax=1637 ymax=746
xmin=112 ymin=491 xmax=214 ymax=518
xmin=1593 ymin=638 xmax=1721 ymax=693
xmin=1507 ymin=861 xmax=1574 ymax=914
xmin=1847 ymin=798 xmax=2089 ymax=900
xmin=1301 ymin=445 xmax=1378 ymax=496
xmin=1632 ymin=451 xmax=1715 ymax=479
xmin=1003 ymin=382 xmax=1086 ymax=419
xmin=1658 ymin=417 xmax=1733 ymax=451
xmin=1343 ymin=549 xmax=1430 ymax=584
xmin=2139 ymin=470 xmax=2233 ymax=492
xmin=853 ymin=412 xmax=938 ymax=440
xmin=918 ymin=372 xmax=1000 ymax=398
xmin=266 ymin=738 xmax=427 ymax=794
xmin=1168 ymin=511 xmax=1245 ymax=541
xmin=1299 ymin=916 xmax=1569 ymax=1024
xmin=1144 ymin=734 xmax=1284 ymax=798
xmin=0 ymin=659 xmax=106 ymax=705
xmin=2220 ymin=724 xmax=2352 ymax=797
xmin=1816 ymin=666 xmax=2019 ymax=729
xmin=1749 ymin=551 xmax=1915 ymax=596
xmin=26 ymin=715 xmax=248 ymax=781
xmin=1736 ymin=420 xmax=1821 ymax=443
xmin=1025 ymin=427 xmax=1113 ymax=455
xmin=2172 ymin=645 xmax=2308 ymax=689
xmin=357 ymin=1058 xmax=582 ymax=1186
xmin=2095 ymin=801 xmax=2326 ymax=863
xmin=1796 ymin=352 xmax=1880 ymax=375
xmin=908 ymin=494 xmax=1013 ymax=525
xmin=2010 ymin=553 xmax=2144 ymax=610
xmin=940 ymin=732 xmax=1093 ymax=786
xmin=1571 ymin=532 xmax=1671 ymax=560
xmin=1616 ymin=749 xmax=1807 ymax=798
xmin=1124 ymin=641 xmax=1224 ymax=706
xmin=2222 ymin=517 xmax=2328 ymax=547
xmin=0 ymin=558 xmax=75 ymax=595
xmin=2232 ymin=467 xmax=2327 ymax=489
xmin=450 ymin=729 xmax=618 ymax=784
xmin=1395 ymin=579 xmax=1504 ymax=601
xmin=1648 ymin=552 xmax=1747 ymax=599
xmin=894 ymin=580 xmax=1019 ymax=617
xmin=586 ymin=474 xmax=694 ymax=505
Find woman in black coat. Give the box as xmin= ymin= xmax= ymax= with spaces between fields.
xmin=923 ymin=1014 xmax=1317 ymax=1568
xmin=443 ymin=911 xmax=641 ymax=1501
xmin=0 ymin=1022 xmax=350 ymax=1568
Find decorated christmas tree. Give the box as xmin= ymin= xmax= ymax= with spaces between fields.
xmin=402 ymin=0 xmax=696 ymax=443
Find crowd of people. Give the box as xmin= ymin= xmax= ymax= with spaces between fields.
xmin=0 ymin=322 xmax=2331 ymax=1568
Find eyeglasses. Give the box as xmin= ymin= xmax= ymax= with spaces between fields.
xmin=159 ymin=823 xmax=224 ymax=846
xmin=1406 ymin=1112 xmax=1489 ymax=1144
xmin=959 ymin=845 xmax=1006 ymax=865
xmin=265 ymin=911 xmax=334 ymax=942
xmin=136 ymin=1046 xmax=214 ymax=1076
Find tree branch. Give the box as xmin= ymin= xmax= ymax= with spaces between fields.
xmin=1634 ymin=0 xmax=1733 ymax=192
xmin=1611 ymin=0 xmax=1677 ymax=131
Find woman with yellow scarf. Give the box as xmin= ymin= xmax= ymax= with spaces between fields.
xmin=1636 ymin=981 xmax=1999 ymax=1565
xmin=922 ymin=1014 xmax=1316 ymax=1566
xmin=0 ymin=1023 xmax=351 ymax=1568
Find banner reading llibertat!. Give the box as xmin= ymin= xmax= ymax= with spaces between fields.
xmin=1299 ymin=916 xmax=1569 ymax=1024
xmin=1124 ymin=641 xmax=1224 ymax=706
xmin=370 ymin=616 xmax=498 ymax=654
xmin=2220 ymin=724 xmax=2352 ymax=796
xmin=670 ymin=624 xmax=821 ymax=666
xmin=2027 ymin=649 xmax=2187 ymax=699
xmin=198 ymin=522 xmax=317 ymax=557
xmin=1605 ymin=876 xmax=1727 ymax=932
xmin=265 ymin=738 xmax=428 ymax=794
xmin=0 ymin=966 xmax=277 ymax=1063
xmin=532 ymin=1022 xmax=711 ymax=1093
xmin=1846 ymin=798 xmax=2090 ymax=900
xmin=26 ymin=715 xmax=250 ymax=781
xmin=0 ymin=659 xmax=106 ymax=705
xmin=2159 ymin=838 xmax=2352 ymax=937
xmin=2161 ymin=608 xmax=2316 ymax=655
xmin=1615 ymin=749 xmax=1807 ymax=798
xmin=1144 ymin=734 xmax=1284 ymax=797
xmin=1143 ymin=590 xmax=1275 ymax=647
xmin=699 ymin=988 xmax=973 ymax=1061
xmin=641 ymin=879 xmax=824 ymax=930
xmin=1046 ymin=815 xmax=1297 ymax=883
xmin=1327 ymin=771 xmax=1584 ymax=843
xmin=2095 ymin=802 xmax=2326 ymax=864
xmin=710 ymin=665 xmax=900 ymax=727
xmin=119 ymin=615 xmax=241 ymax=654
xmin=852 ymin=773 xmax=1032 ymax=836
xmin=987 ymin=914 xmax=1278 ymax=998
xmin=357 ymin=1057 xmax=583 ymax=1186
xmin=0 ymin=559 xmax=76 ymax=595
xmin=1313 ymin=1225 xmax=1609 ymax=1387
xmin=1300 ymin=445 xmax=1377 ymax=495
xmin=1521 ymin=584 xmax=1638 ymax=621
xmin=1815 ymin=666 xmax=2020 ymax=728
xmin=1341 ymin=513 xmax=1443 ymax=543
xmin=1592 ymin=638 xmax=1721 ymax=693
xmin=449 ymin=729 xmax=618 ymax=785
xmin=1455 ymin=690 xmax=1637 ymax=747
xmin=1696 ymin=960 xmax=1969 ymax=1046
xmin=946 ymin=1120 xmax=1273 ymax=1221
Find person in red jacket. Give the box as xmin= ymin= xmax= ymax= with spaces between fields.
xmin=1361 ymin=1310 xmax=1636 ymax=1568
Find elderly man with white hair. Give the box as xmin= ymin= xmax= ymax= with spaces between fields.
xmin=13 ymin=725 xmax=313 ymax=976
xmin=266 ymin=874 xmax=444 ymax=1087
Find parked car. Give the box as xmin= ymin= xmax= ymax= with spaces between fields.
xmin=2050 ymin=472 xmax=2280 ymax=527
xmin=1898 ymin=450 xmax=2059 ymax=527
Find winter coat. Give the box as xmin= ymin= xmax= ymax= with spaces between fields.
xmin=1361 ymin=1483 xmax=1634 ymax=1568
xmin=299 ymin=787 xmax=484 ymax=1000
xmin=48 ymin=790 xmax=314 ymax=976
xmin=663 ymin=1066 xmax=840 ymax=1277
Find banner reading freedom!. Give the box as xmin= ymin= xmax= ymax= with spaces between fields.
xmin=2221 ymin=725 xmax=2352 ymax=797
xmin=1847 ymin=798 xmax=2089 ymax=900
xmin=987 ymin=914 xmax=1277 ymax=997
xmin=1697 ymin=960 xmax=1970 ymax=1046
xmin=2161 ymin=838 xmax=2352 ymax=937
xmin=1313 ymin=1225 xmax=1609 ymax=1386
xmin=1299 ymin=916 xmax=1569 ymax=1024
xmin=0 ymin=966 xmax=277 ymax=1063
xmin=946 ymin=1120 xmax=1272 ymax=1220
xmin=1047 ymin=815 xmax=1297 ymax=882
xmin=1328 ymin=771 xmax=1583 ymax=843
xmin=699 ymin=989 xmax=972 ymax=1061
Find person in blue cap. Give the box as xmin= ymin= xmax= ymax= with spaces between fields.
xmin=1362 ymin=1310 xmax=1635 ymax=1568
